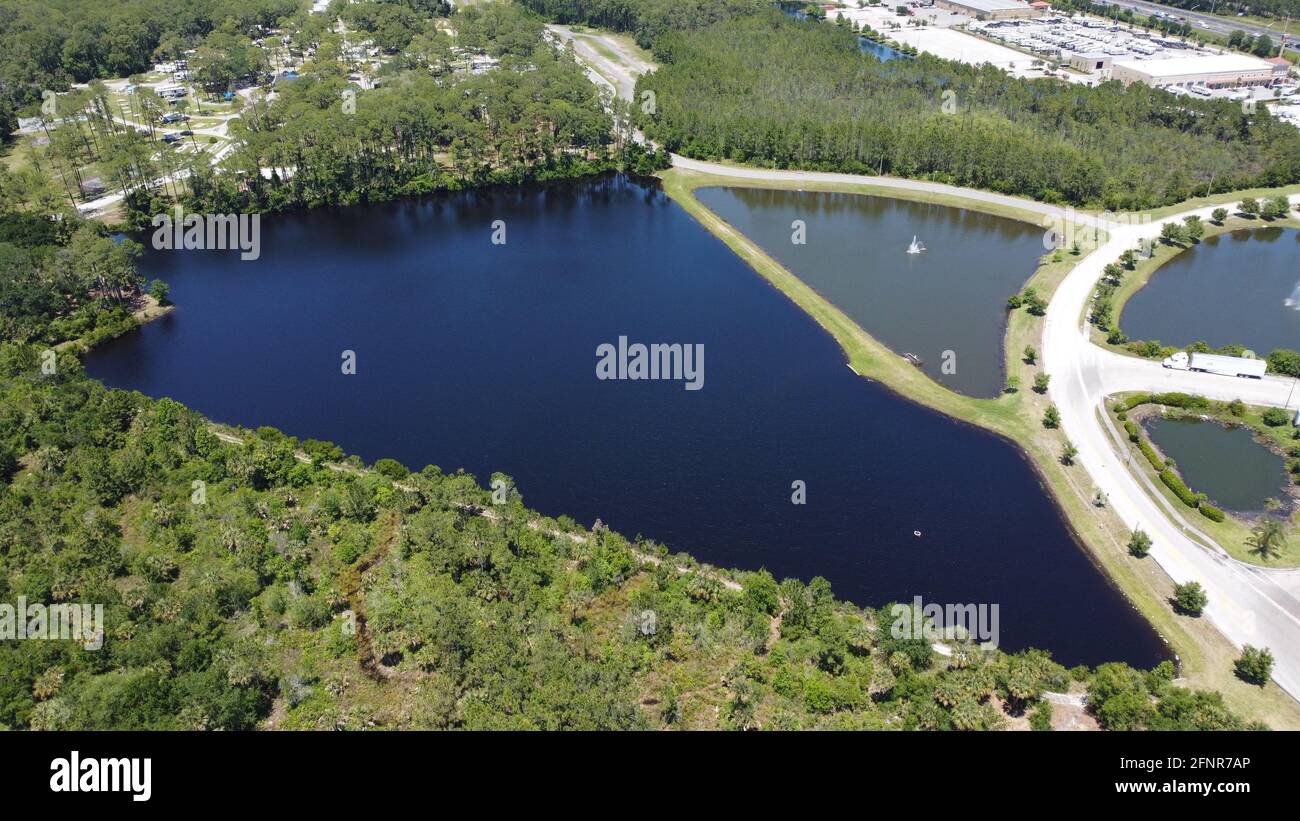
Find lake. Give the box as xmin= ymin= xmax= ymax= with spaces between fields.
xmin=1145 ymin=417 xmax=1291 ymax=513
xmin=1122 ymin=227 xmax=1300 ymax=355
xmin=778 ymin=3 xmax=907 ymax=61
xmin=859 ymin=38 xmax=905 ymax=62
xmin=694 ymin=186 xmax=1046 ymax=397
xmin=86 ymin=174 xmax=1165 ymax=667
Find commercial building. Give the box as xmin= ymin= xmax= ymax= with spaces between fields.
xmin=1068 ymin=52 xmax=1112 ymax=73
xmin=1265 ymin=56 xmax=1294 ymax=80
xmin=933 ymin=0 xmax=1043 ymax=20
xmin=1111 ymin=53 xmax=1277 ymax=89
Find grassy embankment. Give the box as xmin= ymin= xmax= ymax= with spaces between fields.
xmin=660 ymin=165 xmax=1300 ymax=727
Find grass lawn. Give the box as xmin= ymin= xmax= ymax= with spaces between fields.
xmin=660 ymin=165 xmax=1300 ymax=728
xmin=1121 ymin=185 xmax=1300 ymax=221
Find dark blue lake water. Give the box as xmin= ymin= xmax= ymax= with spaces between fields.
xmin=86 ymin=174 xmax=1165 ymax=667
xmin=1123 ymin=227 xmax=1300 ymax=354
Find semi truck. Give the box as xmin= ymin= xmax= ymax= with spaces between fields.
xmin=1161 ymin=351 xmax=1268 ymax=379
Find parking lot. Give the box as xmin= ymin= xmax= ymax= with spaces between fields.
xmin=971 ymin=15 xmax=1218 ymax=65
xmin=830 ymin=5 xmax=1056 ymax=77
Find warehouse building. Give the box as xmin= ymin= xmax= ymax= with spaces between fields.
xmin=933 ymin=0 xmax=1043 ymax=20
xmin=1110 ymin=53 xmax=1277 ymax=89
xmin=1068 ymin=52 xmax=1112 ymax=73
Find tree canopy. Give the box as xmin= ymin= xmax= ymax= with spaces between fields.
xmin=632 ymin=10 xmax=1300 ymax=209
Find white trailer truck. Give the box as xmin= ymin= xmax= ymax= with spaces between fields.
xmin=1162 ymin=351 xmax=1267 ymax=378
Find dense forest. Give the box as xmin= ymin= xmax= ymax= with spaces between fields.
xmin=0 ymin=201 xmax=146 ymax=347
xmin=631 ymin=10 xmax=1300 ymax=209
xmin=515 ymin=0 xmax=1300 ymax=209
xmin=1 ymin=345 xmax=1261 ymax=730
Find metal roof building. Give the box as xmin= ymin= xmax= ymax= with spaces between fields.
xmin=1111 ymin=53 xmax=1277 ymax=89
xmin=933 ymin=0 xmax=1043 ymax=19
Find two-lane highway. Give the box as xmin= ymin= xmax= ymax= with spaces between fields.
xmin=1094 ymin=0 xmax=1297 ymax=55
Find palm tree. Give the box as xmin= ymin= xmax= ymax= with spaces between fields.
xmin=1246 ymin=519 xmax=1288 ymax=561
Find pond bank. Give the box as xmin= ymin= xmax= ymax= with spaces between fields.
xmin=1116 ymin=396 xmax=1299 ymax=567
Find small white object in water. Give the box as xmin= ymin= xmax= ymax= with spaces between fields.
xmin=906 ymin=235 xmax=926 ymax=255
xmin=913 ymin=530 xmax=922 ymax=538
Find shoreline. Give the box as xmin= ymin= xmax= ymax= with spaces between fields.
xmin=53 ymin=294 xmax=173 ymax=353
xmin=659 ymin=164 xmax=1300 ymax=727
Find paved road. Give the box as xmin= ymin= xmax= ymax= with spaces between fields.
xmin=670 ymin=155 xmax=1094 ymax=225
xmin=1043 ymin=198 xmax=1300 ymax=699
xmin=1093 ymin=0 xmax=1297 ymax=54
xmin=546 ymin=25 xmax=650 ymax=103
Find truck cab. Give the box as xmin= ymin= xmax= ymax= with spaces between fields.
xmin=1162 ymin=351 xmax=1189 ymax=370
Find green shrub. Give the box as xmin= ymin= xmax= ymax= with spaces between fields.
xmin=373 ymin=458 xmax=410 ymax=479
xmin=1267 ymin=348 xmax=1300 ymax=377
xmin=1160 ymin=469 xmax=1198 ymax=508
xmin=1198 ymin=503 xmax=1225 ymax=523
xmin=1173 ymin=581 xmax=1207 ymax=616
xmin=1029 ymin=701 xmax=1053 ymax=731
xmin=1235 ymin=646 xmax=1274 ymax=686
xmin=1128 ymin=529 xmax=1152 ymax=558
xmin=1261 ymin=407 xmax=1291 ymax=427
xmin=1151 ymin=392 xmax=1210 ymax=410
xmin=289 ymin=595 xmax=332 ymax=630
xmin=1138 ymin=439 xmax=1164 ymax=471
